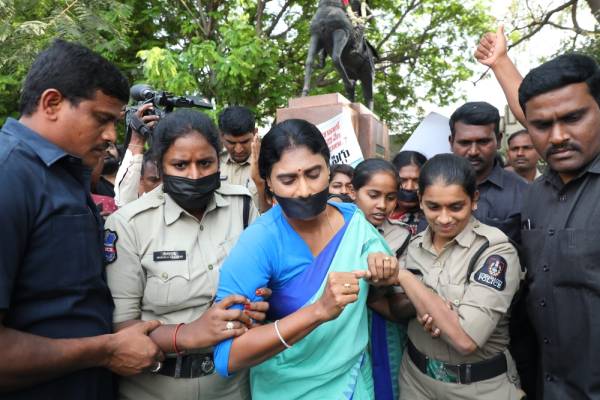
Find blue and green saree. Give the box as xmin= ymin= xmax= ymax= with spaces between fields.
xmin=214 ymin=202 xmax=400 ymax=399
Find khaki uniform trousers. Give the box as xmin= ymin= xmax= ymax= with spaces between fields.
xmin=399 ymin=352 xmax=520 ymax=400
xmin=119 ymin=368 xmax=249 ymax=400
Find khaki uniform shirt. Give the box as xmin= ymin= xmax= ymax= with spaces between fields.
xmin=406 ymin=217 xmax=524 ymax=365
xmin=220 ymin=154 xmax=259 ymax=208
xmin=105 ymin=183 xmax=258 ymax=400
xmin=378 ymin=218 xmax=411 ymax=258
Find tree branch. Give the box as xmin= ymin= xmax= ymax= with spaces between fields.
xmin=376 ymin=0 xmax=420 ymax=51
xmin=255 ymin=0 xmax=265 ymax=34
xmin=265 ymin=0 xmax=291 ymax=37
xmin=508 ymin=0 xmax=577 ymax=50
xmin=178 ymin=0 xmax=206 ymax=37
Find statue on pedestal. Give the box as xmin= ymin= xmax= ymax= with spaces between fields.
xmin=301 ymin=0 xmax=378 ymax=109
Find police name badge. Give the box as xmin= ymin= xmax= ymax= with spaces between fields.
xmin=153 ymin=251 xmax=186 ymax=261
xmin=103 ymin=229 xmax=118 ymax=264
xmin=474 ymin=255 xmax=507 ymax=291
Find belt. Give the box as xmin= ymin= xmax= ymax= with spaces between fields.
xmin=407 ymin=340 xmax=507 ymax=384
xmin=156 ymin=353 xmax=215 ymax=379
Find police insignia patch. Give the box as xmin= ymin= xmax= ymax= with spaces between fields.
xmin=473 ymin=255 xmax=507 ymax=291
xmin=104 ymin=229 xmax=118 ymax=264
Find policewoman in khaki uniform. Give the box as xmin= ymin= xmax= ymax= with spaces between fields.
xmin=105 ymin=109 xmax=265 ymax=400
xmin=390 ymin=154 xmax=524 ymax=400
xmin=352 ymin=158 xmax=410 ymax=400
xmin=352 ymin=158 xmax=411 ymax=264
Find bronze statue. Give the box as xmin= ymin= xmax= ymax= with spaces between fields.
xmin=302 ymin=0 xmax=378 ymax=109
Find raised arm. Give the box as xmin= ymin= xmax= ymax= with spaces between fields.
xmin=475 ymin=25 xmax=526 ymax=127
xmin=250 ymin=134 xmax=272 ymax=213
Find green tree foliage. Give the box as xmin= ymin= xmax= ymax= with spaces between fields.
xmin=0 ymin=0 xmax=133 ymax=123
xmin=131 ymin=0 xmax=494 ymax=131
xmin=0 ymin=0 xmax=494 ymax=131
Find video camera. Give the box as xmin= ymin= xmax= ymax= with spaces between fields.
xmin=124 ymin=84 xmax=213 ymax=146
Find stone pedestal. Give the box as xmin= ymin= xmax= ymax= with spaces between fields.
xmin=276 ymin=93 xmax=389 ymax=159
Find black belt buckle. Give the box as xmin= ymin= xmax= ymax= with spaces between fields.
xmin=456 ymin=363 xmax=472 ymax=385
xmin=407 ymin=339 xmax=505 ymax=385
xmin=195 ymin=354 xmax=216 ymax=376
xmin=159 ymin=353 xmax=215 ymax=379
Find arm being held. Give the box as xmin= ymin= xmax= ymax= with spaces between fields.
xmin=0 ymin=313 xmax=163 ymax=392
xmin=395 ymin=270 xmax=478 ymax=355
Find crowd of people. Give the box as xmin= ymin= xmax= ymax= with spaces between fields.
xmin=1 ymin=22 xmax=600 ymax=400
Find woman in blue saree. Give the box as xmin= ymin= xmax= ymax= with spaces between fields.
xmin=213 ymin=119 xmax=399 ymax=399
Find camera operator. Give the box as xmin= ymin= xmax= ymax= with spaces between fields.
xmin=114 ymin=103 xmax=160 ymax=207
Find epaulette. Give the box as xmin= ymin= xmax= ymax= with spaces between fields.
xmin=217 ymin=182 xmax=252 ymax=198
xmin=115 ymin=187 xmax=164 ymax=221
xmin=472 ymin=220 xmax=510 ymax=247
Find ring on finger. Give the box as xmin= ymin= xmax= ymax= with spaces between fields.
xmin=343 ymin=283 xmax=351 ymax=289
xmin=225 ymin=321 xmax=235 ymax=331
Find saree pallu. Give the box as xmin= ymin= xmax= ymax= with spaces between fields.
xmin=250 ymin=209 xmax=391 ymax=400
xmin=370 ymin=311 xmax=407 ymax=400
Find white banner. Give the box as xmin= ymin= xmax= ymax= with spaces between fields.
xmin=317 ymin=110 xmax=364 ymax=167
xmin=401 ymin=112 xmax=451 ymax=159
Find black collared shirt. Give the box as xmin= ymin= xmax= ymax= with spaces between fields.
xmin=474 ymin=163 xmax=529 ymax=243
xmin=521 ymin=152 xmax=600 ymax=399
xmin=0 ymin=119 xmax=114 ymax=400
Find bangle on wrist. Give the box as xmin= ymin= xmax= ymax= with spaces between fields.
xmin=173 ymin=323 xmax=185 ymax=355
xmin=274 ymin=320 xmax=292 ymax=349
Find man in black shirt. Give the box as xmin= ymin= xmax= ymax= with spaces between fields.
xmin=93 ymin=142 xmax=120 ymax=197
xmin=449 ymin=101 xmax=528 ymax=242
xmin=0 ymin=40 xmax=163 ymax=399
xmin=449 ymin=101 xmax=536 ymax=398
xmin=518 ymin=54 xmax=600 ymax=399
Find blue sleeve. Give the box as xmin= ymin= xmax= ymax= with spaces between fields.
xmin=0 ymin=143 xmax=35 ymax=310
xmin=214 ymin=219 xmax=276 ymax=377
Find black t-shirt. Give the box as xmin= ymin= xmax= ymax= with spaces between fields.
xmin=0 ymin=119 xmax=115 ymax=400
xmin=93 ymin=176 xmax=115 ymax=197
xmin=474 ymin=163 xmax=528 ymax=243
xmin=521 ymin=154 xmax=600 ymax=399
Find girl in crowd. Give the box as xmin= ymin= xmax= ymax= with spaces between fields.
xmin=352 ymin=158 xmax=412 ymax=399
xmin=390 ymin=154 xmax=523 ymax=399
xmin=390 ymin=151 xmax=427 ymax=234
xmin=328 ymin=163 xmax=355 ymax=202
xmin=105 ymin=109 xmax=270 ymax=400
xmin=214 ymin=119 xmax=398 ymax=400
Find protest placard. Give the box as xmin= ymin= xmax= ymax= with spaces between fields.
xmin=317 ymin=109 xmax=364 ymax=167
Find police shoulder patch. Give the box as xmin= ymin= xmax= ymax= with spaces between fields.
xmin=473 ymin=255 xmax=507 ymax=291
xmin=104 ymin=229 xmax=118 ymax=264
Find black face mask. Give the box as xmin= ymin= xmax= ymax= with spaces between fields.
xmin=275 ymin=187 xmax=329 ymax=220
xmin=397 ymin=188 xmax=419 ymax=204
xmin=163 ymin=172 xmax=221 ymax=212
xmin=102 ymin=156 xmax=119 ymax=175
